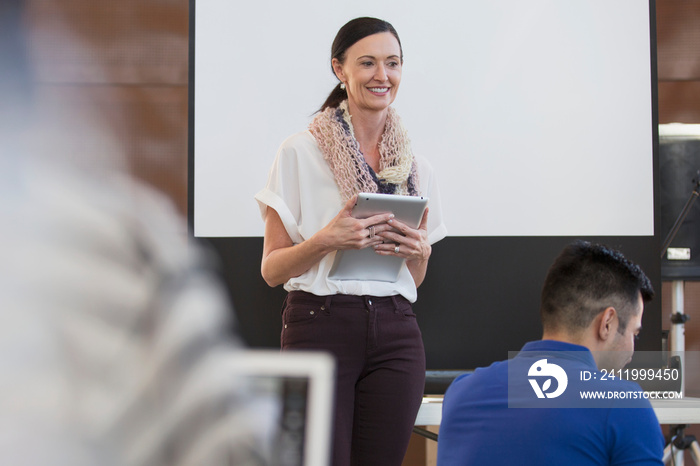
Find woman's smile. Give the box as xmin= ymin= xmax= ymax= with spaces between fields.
xmin=368 ymin=87 xmax=390 ymax=95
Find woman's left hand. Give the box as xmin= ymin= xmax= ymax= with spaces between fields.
xmin=373 ymin=208 xmax=431 ymax=263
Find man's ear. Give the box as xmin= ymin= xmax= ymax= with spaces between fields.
xmin=597 ymin=307 xmax=617 ymax=341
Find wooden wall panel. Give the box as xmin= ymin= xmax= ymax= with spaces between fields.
xmin=658 ymin=81 xmax=700 ymax=123
xmin=25 ymin=0 xmax=189 ymax=213
xmin=27 ymin=0 xmax=188 ymax=85
xmin=657 ymin=0 xmax=700 ymax=123
xmin=657 ymin=0 xmax=700 ymax=80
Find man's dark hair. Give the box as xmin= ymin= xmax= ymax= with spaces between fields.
xmin=540 ymin=240 xmax=654 ymax=334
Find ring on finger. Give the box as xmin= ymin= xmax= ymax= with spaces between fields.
xmin=394 ymin=245 xmax=400 ymax=254
xmin=368 ymin=225 xmax=375 ymax=239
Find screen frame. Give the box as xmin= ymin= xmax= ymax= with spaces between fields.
xmin=225 ymin=350 xmax=335 ymax=466
xmin=187 ymin=1 xmax=664 ymax=369
xmin=189 ymin=0 xmax=656 ymax=239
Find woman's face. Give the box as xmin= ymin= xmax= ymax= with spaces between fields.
xmin=332 ymin=32 xmax=402 ymax=114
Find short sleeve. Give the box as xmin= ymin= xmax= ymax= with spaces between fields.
xmin=255 ymin=134 xmax=306 ymax=244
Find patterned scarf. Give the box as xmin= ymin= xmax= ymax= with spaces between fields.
xmin=309 ymin=100 xmax=419 ymax=202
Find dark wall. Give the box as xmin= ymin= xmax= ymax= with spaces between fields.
xmin=203 ymin=236 xmax=662 ymax=370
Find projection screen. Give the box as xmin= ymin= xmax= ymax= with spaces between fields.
xmin=192 ymin=0 xmax=654 ymax=238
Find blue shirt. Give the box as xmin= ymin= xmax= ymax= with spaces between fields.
xmin=437 ymin=340 xmax=664 ymax=465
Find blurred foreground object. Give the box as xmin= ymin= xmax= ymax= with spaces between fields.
xmin=0 ymin=2 xmax=269 ymax=464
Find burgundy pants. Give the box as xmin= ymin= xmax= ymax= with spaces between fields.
xmin=282 ymin=291 xmax=426 ymax=466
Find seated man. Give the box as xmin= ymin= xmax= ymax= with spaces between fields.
xmin=437 ymin=241 xmax=664 ymax=466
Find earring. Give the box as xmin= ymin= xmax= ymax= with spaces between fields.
xmin=340 ymin=82 xmax=346 ymax=90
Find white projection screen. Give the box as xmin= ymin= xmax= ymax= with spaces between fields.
xmin=192 ymin=0 xmax=655 ymax=238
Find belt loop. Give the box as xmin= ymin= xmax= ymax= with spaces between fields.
xmin=391 ymin=295 xmax=400 ymax=312
xmin=281 ymin=292 xmax=290 ymax=315
xmin=322 ymin=295 xmax=333 ymax=314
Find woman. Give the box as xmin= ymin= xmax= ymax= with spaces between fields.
xmin=255 ymin=17 xmax=447 ymax=466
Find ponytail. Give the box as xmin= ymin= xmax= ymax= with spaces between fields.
xmin=318 ymin=82 xmax=347 ymax=113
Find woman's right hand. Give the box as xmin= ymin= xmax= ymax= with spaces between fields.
xmin=314 ymin=195 xmax=395 ymax=252
xmin=261 ymin=195 xmax=394 ymax=287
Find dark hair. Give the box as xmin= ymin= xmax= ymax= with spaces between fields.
xmin=540 ymin=240 xmax=654 ymax=334
xmin=318 ymin=17 xmax=402 ymax=112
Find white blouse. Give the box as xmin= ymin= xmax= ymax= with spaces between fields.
xmin=255 ymin=130 xmax=447 ymax=303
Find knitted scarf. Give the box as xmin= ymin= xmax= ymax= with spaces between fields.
xmin=309 ymin=100 xmax=419 ymax=202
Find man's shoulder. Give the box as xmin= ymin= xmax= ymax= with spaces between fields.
xmin=445 ymin=360 xmax=508 ymax=398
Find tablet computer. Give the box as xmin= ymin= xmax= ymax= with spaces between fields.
xmin=328 ymin=193 xmax=429 ymax=282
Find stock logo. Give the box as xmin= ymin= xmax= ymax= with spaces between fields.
xmin=528 ymin=359 xmax=568 ymax=399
